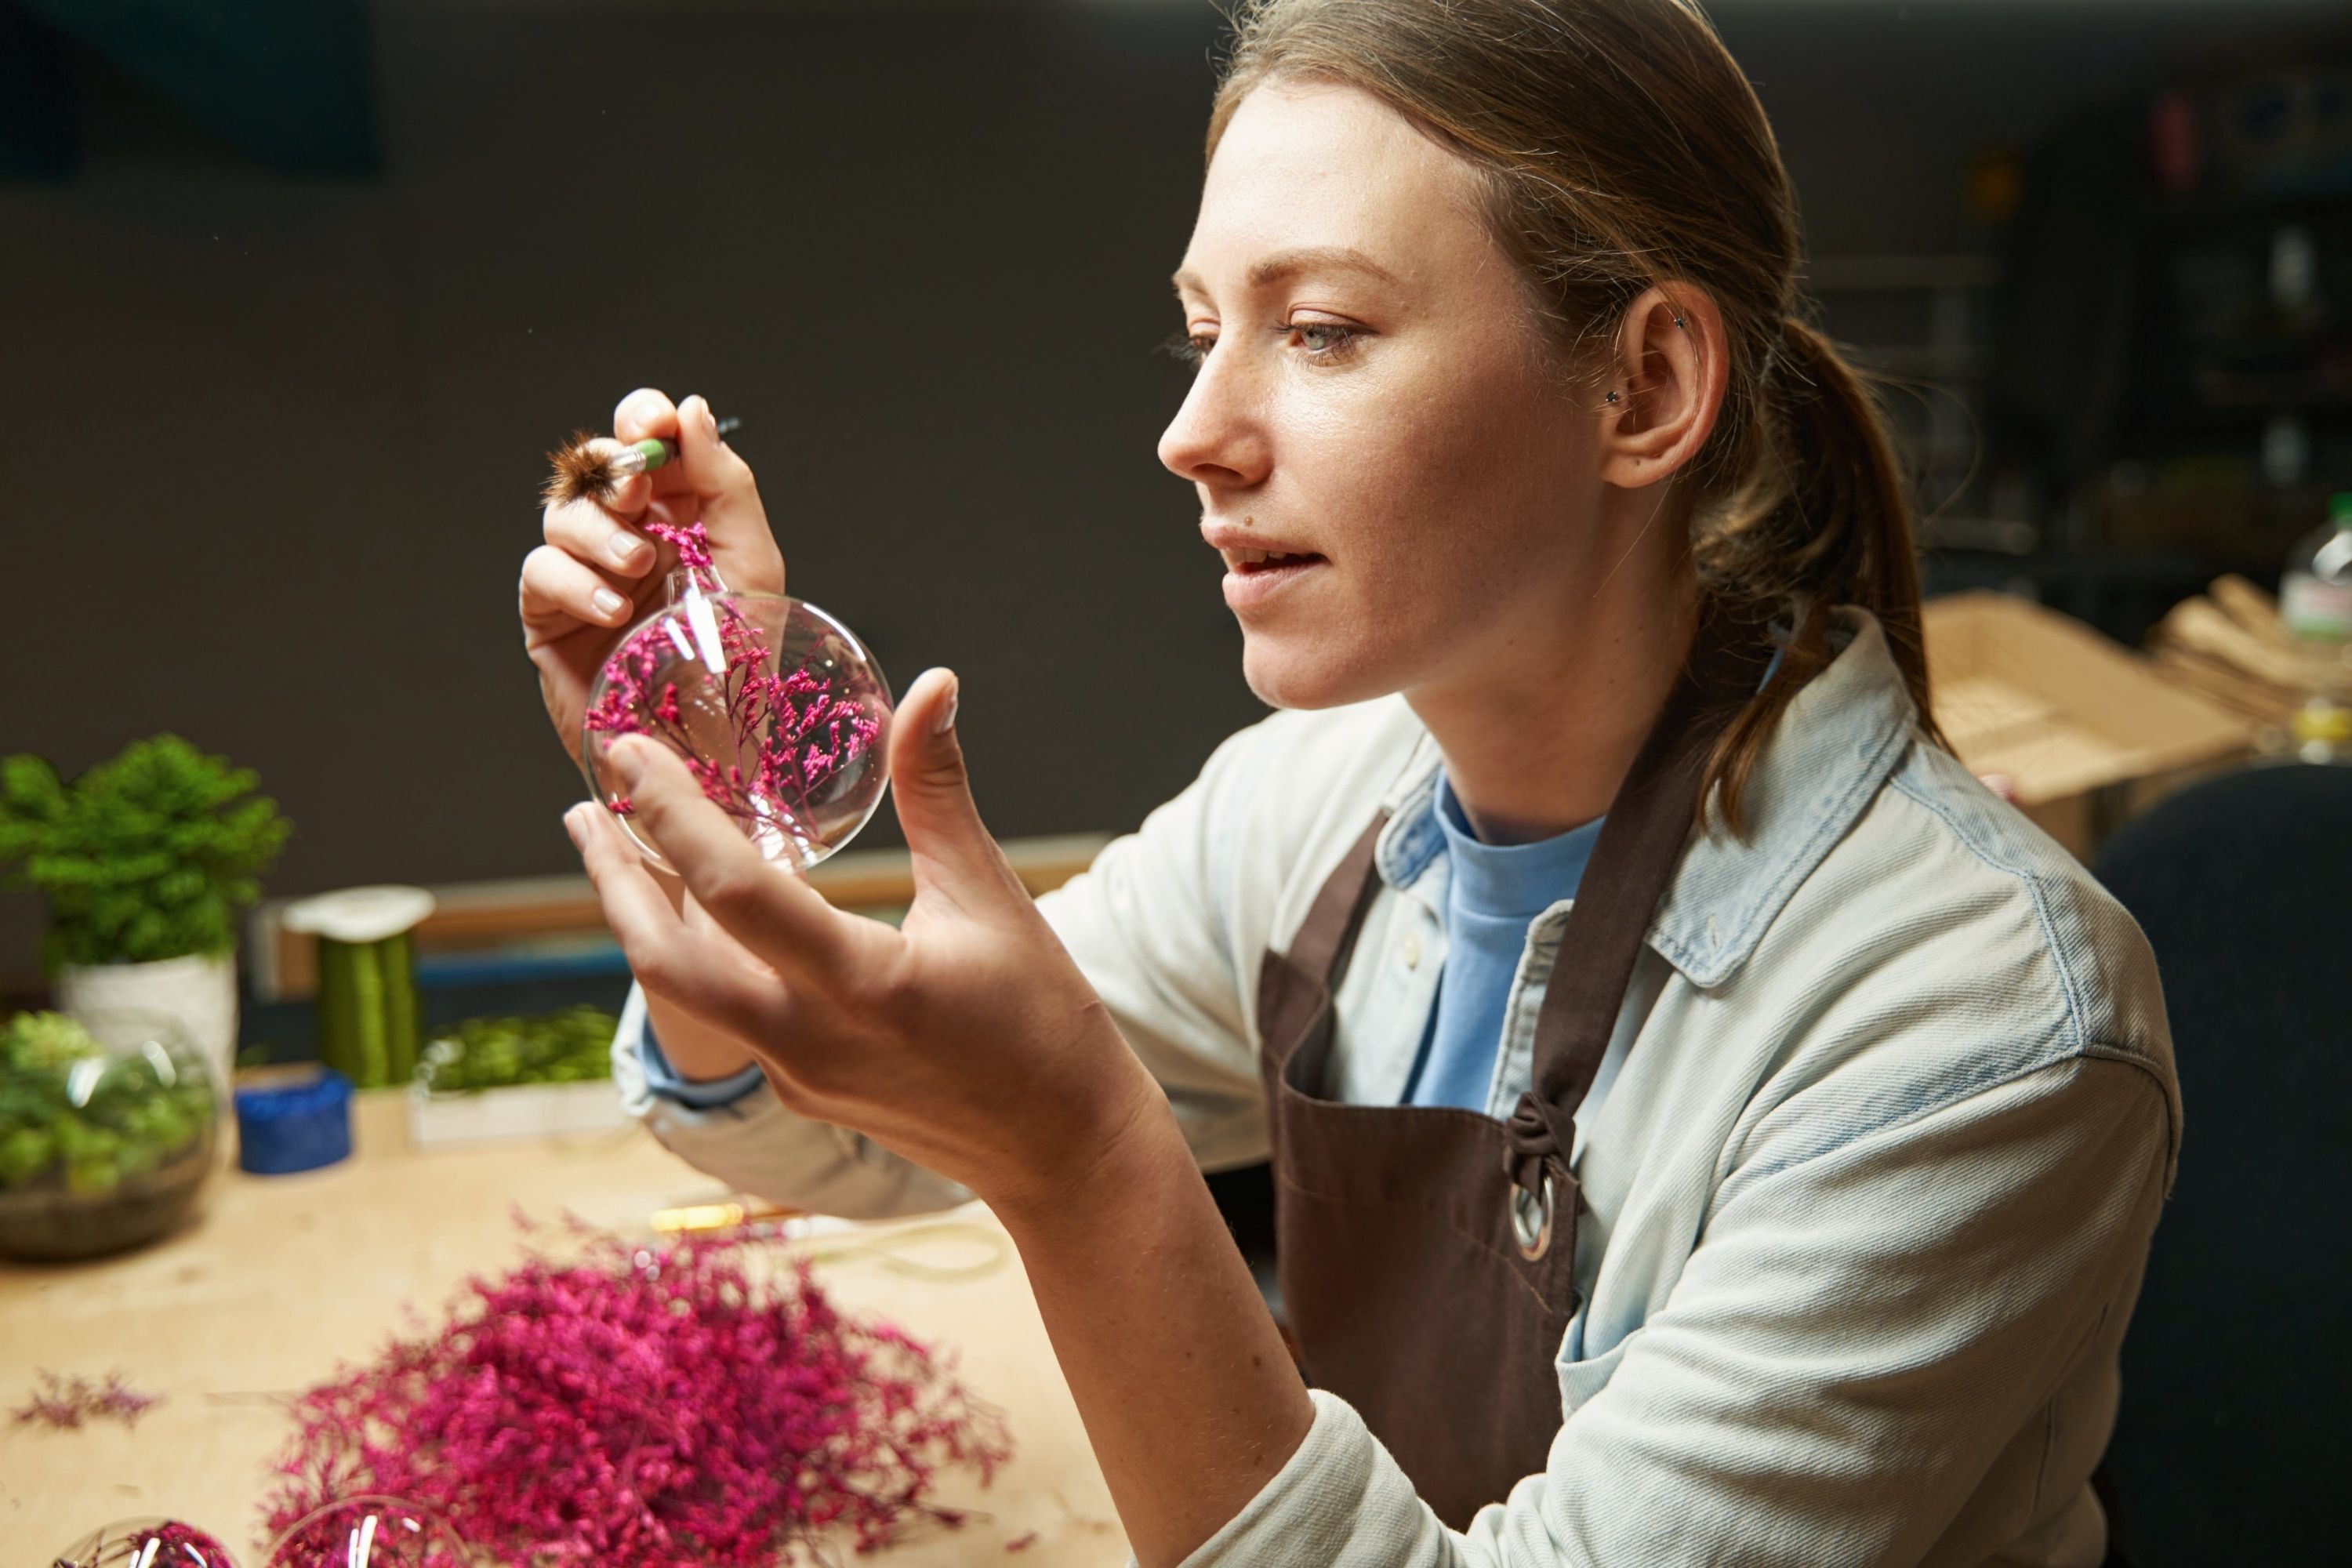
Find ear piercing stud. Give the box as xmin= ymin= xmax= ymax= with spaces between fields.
xmin=1605 ymin=390 xmax=1620 ymax=404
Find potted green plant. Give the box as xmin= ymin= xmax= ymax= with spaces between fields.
xmin=0 ymin=735 xmax=291 ymax=1092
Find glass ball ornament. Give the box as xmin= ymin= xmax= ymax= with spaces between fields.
xmin=581 ymin=575 xmax=895 ymax=873
xmin=0 ymin=1014 xmax=219 ymax=1263
xmin=263 ymin=1497 xmax=470 ymax=1568
xmin=53 ymin=1518 xmax=239 ymax=1568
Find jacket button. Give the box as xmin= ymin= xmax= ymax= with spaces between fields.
xmin=1401 ymin=932 xmax=1421 ymax=969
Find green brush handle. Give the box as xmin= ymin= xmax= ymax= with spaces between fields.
xmin=630 ymin=416 xmax=739 ymax=474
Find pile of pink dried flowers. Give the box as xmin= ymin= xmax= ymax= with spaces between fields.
xmin=260 ymin=1215 xmax=1009 ymax=1566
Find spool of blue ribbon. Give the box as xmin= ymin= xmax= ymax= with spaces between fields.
xmin=234 ymin=1065 xmax=354 ymax=1174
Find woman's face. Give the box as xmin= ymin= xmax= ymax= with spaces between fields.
xmin=1162 ymin=79 xmax=1612 ymax=711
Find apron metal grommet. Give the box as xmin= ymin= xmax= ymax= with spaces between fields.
xmin=1511 ymin=1169 xmax=1555 ymax=1261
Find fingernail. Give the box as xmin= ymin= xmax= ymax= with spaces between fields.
xmin=593 ymin=588 xmax=626 ymax=619
xmin=619 ymin=387 xmax=662 ymax=431
xmin=607 ymin=531 xmax=643 ymax=567
xmin=563 ymin=805 xmax=587 ymax=848
xmin=933 ymin=676 xmax=960 ymax=736
xmin=610 ymin=737 xmax=646 ymax=785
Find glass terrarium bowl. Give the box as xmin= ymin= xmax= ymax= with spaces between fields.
xmin=52 ymin=1516 xmax=239 ymax=1567
xmin=0 ymin=1013 xmax=219 ymax=1262
xmin=263 ymin=1496 xmax=471 ymax=1568
xmin=580 ymin=587 xmax=895 ymax=874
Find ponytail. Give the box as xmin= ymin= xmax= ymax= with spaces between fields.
xmin=1696 ymin=318 xmax=1947 ymax=836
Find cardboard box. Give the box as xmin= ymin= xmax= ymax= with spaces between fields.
xmin=1922 ymin=593 xmax=2255 ymax=859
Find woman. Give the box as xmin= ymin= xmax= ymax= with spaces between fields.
xmin=518 ymin=3 xmax=2177 ymax=1564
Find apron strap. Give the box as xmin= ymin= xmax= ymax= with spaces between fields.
xmin=1502 ymin=622 xmax=1752 ymax=1198
xmin=1289 ymin=811 xmax=1392 ymax=989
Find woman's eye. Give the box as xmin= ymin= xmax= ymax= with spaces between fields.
xmin=1160 ymin=329 xmax=1216 ymax=368
xmin=1160 ymin=321 xmax=1361 ymax=370
xmin=1283 ymin=321 xmax=1361 ymax=360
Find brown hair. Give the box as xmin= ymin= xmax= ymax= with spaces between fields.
xmin=1208 ymin=0 xmax=1947 ymax=832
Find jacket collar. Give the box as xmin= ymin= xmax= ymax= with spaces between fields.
xmin=1372 ymin=608 xmax=1918 ymax=989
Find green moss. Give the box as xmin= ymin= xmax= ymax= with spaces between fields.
xmin=417 ymin=1004 xmax=619 ymax=1094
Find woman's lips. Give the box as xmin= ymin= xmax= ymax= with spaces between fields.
xmin=1221 ymin=553 xmax=1327 ymax=612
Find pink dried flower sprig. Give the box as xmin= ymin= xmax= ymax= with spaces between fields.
xmin=261 ymin=1214 xmax=1010 ymax=1567
xmin=13 ymin=1370 xmax=162 ymax=1431
xmin=585 ymin=519 xmax=881 ymax=849
xmin=644 ymin=514 xmax=716 ymax=576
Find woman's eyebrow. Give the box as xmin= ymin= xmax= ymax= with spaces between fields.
xmin=1171 ymin=245 xmax=1402 ymax=298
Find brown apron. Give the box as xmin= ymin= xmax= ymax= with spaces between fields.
xmin=1254 ymin=633 xmax=1747 ymax=1527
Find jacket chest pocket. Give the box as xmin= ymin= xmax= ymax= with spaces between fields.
xmin=1555 ymin=1327 xmax=1636 ymax=1416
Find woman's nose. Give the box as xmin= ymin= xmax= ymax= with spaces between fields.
xmin=1158 ymin=356 xmax=1271 ymax=489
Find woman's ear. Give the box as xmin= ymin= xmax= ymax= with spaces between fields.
xmin=1595 ymin=283 xmax=1729 ymax=491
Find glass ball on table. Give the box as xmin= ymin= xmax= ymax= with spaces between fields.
xmin=52 ymin=1519 xmax=238 ymax=1568
xmin=0 ymin=1014 xmax=219 ymax=1263
xmin=262 ymin=1497 xmax=471 ymax=1568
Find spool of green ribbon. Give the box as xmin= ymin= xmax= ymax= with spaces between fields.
xmin=280 ymin=887 xmax=436 ymax=1089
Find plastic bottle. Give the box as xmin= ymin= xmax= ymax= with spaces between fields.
xmin=2283 ymin=492 xmax=2352 ymax=643
xmin=2281 ymin=492 xmax=2352 ymax=763
xmin=2290 ymin=698 xmax=2352 ymax=764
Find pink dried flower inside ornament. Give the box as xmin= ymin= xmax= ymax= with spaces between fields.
xmin=261 ymin=1496 xmax=470 ymax=1568
xmin=581 ymin=517 xmax=893 ymax=872
xmin=52 ymin=1518 xmax=236 ymax=1568
xmin=260 ymin=1213 xmax=1010 ymax=1568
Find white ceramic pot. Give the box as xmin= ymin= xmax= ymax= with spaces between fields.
xmin=56 ymin=950 xmax=240 ymax=1102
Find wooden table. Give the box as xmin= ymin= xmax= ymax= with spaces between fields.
xmin=0 ymin=1091 xmax=1125 ymax=1564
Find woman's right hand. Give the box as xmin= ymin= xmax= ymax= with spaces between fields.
xmin=520 ymin=388 xmax=785 ymax=765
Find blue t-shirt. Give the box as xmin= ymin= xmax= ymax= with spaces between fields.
xmin=1399 ymin=772 xmax=1602 ymax=1111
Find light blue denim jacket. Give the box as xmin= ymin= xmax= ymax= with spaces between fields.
xmin=614 ymin=608 xmax=2180 ymax=1567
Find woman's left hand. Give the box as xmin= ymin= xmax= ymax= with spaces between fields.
xmin=564 ymin=667 xmax=1164 ymax=1213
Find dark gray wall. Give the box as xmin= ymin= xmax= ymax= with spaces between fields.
xmin=3 ymin=0 xmax=2343 ymax=988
